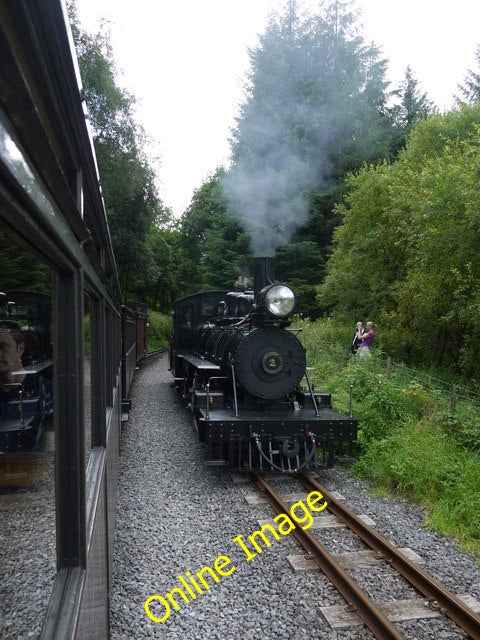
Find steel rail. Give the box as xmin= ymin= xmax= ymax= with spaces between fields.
xmin=300 ymin=474 xmax=480 ymax=640
xmin=144 ymin=348 xmax=167 ymax=358
xmin=252 ymin=473 xmax=405 ymax=640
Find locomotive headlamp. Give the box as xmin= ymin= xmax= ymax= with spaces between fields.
xmin=263 ymin=284 xmax=295 ymax=318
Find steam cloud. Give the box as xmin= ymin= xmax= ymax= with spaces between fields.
xmin=220 ymin=4 xmax=368 ymax=257
xmin=222 ymin=93 xmax=335 ymax=257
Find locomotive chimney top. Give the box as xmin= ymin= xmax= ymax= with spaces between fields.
xmin=254 ymin=256 xmax=275 ymax=296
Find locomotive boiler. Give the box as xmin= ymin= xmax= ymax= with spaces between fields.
xmin=170 ymin=257 xmax=357 ymax=472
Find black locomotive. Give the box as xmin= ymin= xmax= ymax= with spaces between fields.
xmin=170 ymin=257 xmax=357 ymax=472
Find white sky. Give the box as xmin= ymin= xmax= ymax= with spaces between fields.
xmin=75 ymin=0 xmax=480 ymax=217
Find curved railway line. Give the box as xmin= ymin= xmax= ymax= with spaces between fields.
xmin=250 ymin=473 xmax=480 ymax=640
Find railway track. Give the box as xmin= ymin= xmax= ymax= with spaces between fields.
xmin=145 ymin=348 xmax=168 ymax=358
xmin=250 ymin=472 xmax=480 ymax=640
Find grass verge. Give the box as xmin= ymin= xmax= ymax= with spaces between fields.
xmin=353 ymin=419 xmax=480 ymax=561
xmin=147 ymin=310 xmax=172 ymax=351
xmin=295 ymin=314 xmax=480 ymax=563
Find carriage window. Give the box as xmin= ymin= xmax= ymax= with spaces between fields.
xmin=84 ymin=294 xmax=91 ymax=461
xmin=0 ymin=232 xmax=55 ymax=639
xmin=105 ymin=307 xmax=113 ymax=406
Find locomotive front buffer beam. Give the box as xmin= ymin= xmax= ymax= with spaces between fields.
xmin=198 ymin=411 xmax=357 ymax=473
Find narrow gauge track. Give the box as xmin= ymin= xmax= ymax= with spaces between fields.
xmin=252 ymin=473 xmax=480 ymax=640
xmin=144 ymin=348 xmax=168 ymax=358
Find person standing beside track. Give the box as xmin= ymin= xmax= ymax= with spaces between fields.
xmin=351 ymin=321 xmax=363 ymax=355
xmin=357 ymin=320 xmax=375 ymax=357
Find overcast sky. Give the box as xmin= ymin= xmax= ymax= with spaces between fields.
xmin=75 ymin=0 xmax=480 ymax=216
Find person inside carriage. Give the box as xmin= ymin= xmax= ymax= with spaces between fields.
xmin=0 ymin=320 xmax=53 ymax=450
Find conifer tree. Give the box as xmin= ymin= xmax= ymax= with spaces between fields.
xmin=388 ymin=66 xmax=435 ymax=154
xmin=457 ymin=44 xmax=480 ymax=104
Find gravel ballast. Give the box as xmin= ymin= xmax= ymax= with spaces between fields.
xmin=109 ymin=353 xmax=480 ymax=639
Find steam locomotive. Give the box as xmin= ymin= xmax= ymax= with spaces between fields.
xmin=170 ymin=257 xmax=357 ymax=472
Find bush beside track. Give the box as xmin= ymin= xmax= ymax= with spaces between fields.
xmin=147 ymin=310 xmax=172 ymax=351
xmin=295 ymin=315 xmax=480 ymax=562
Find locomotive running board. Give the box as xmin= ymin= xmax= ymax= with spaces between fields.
xmin=180 ymin=354 xmax=220 ymax=370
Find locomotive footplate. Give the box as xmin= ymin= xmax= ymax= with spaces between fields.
xmin=181 ymin=354 xmax=220 ymax=370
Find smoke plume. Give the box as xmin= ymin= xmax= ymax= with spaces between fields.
xmin=220 ymin=3 xmax=378 ymax=257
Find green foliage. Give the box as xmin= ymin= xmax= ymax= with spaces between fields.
xmin=320 ymin=103 xmax=480 ymax=376
xmin=70 ymin=11 xmax=178 ymax=308
xmin=319 ymin=161 xmax=402 ymax=318
xmin=354 ymin=420 xmax=480 ymax=555
xmin=349 ymin=368 xmax=401 ymax=444
xmin=177 ymin=171 xmax=253 ymax=293
xmin=134 ymin=219 xmax=180 ymax=312
xmin=300 ymin=315 xmax=480 ymax=558
xmin=276 ymin=240 xmax=325 ymax=317
xmin=72 ymin=22 xmax=136 ymax=149
xmin=0 ymin=233 xmax=51 ymax=292
xmin=388 ymin=66 xmax=436 ymax=154
xmin=146 ymin=310 xmax=172 ymax=351
xmin=293 ymin=314 xmax=350 ymax=367
xmin=435 ymin=407 xmax=480 ymax=452
xmin=70 ymin=0 xmax=438 ymax=322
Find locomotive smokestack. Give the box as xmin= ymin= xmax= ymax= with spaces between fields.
xmin=254 ymin=257 xmax=275 ymax=296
